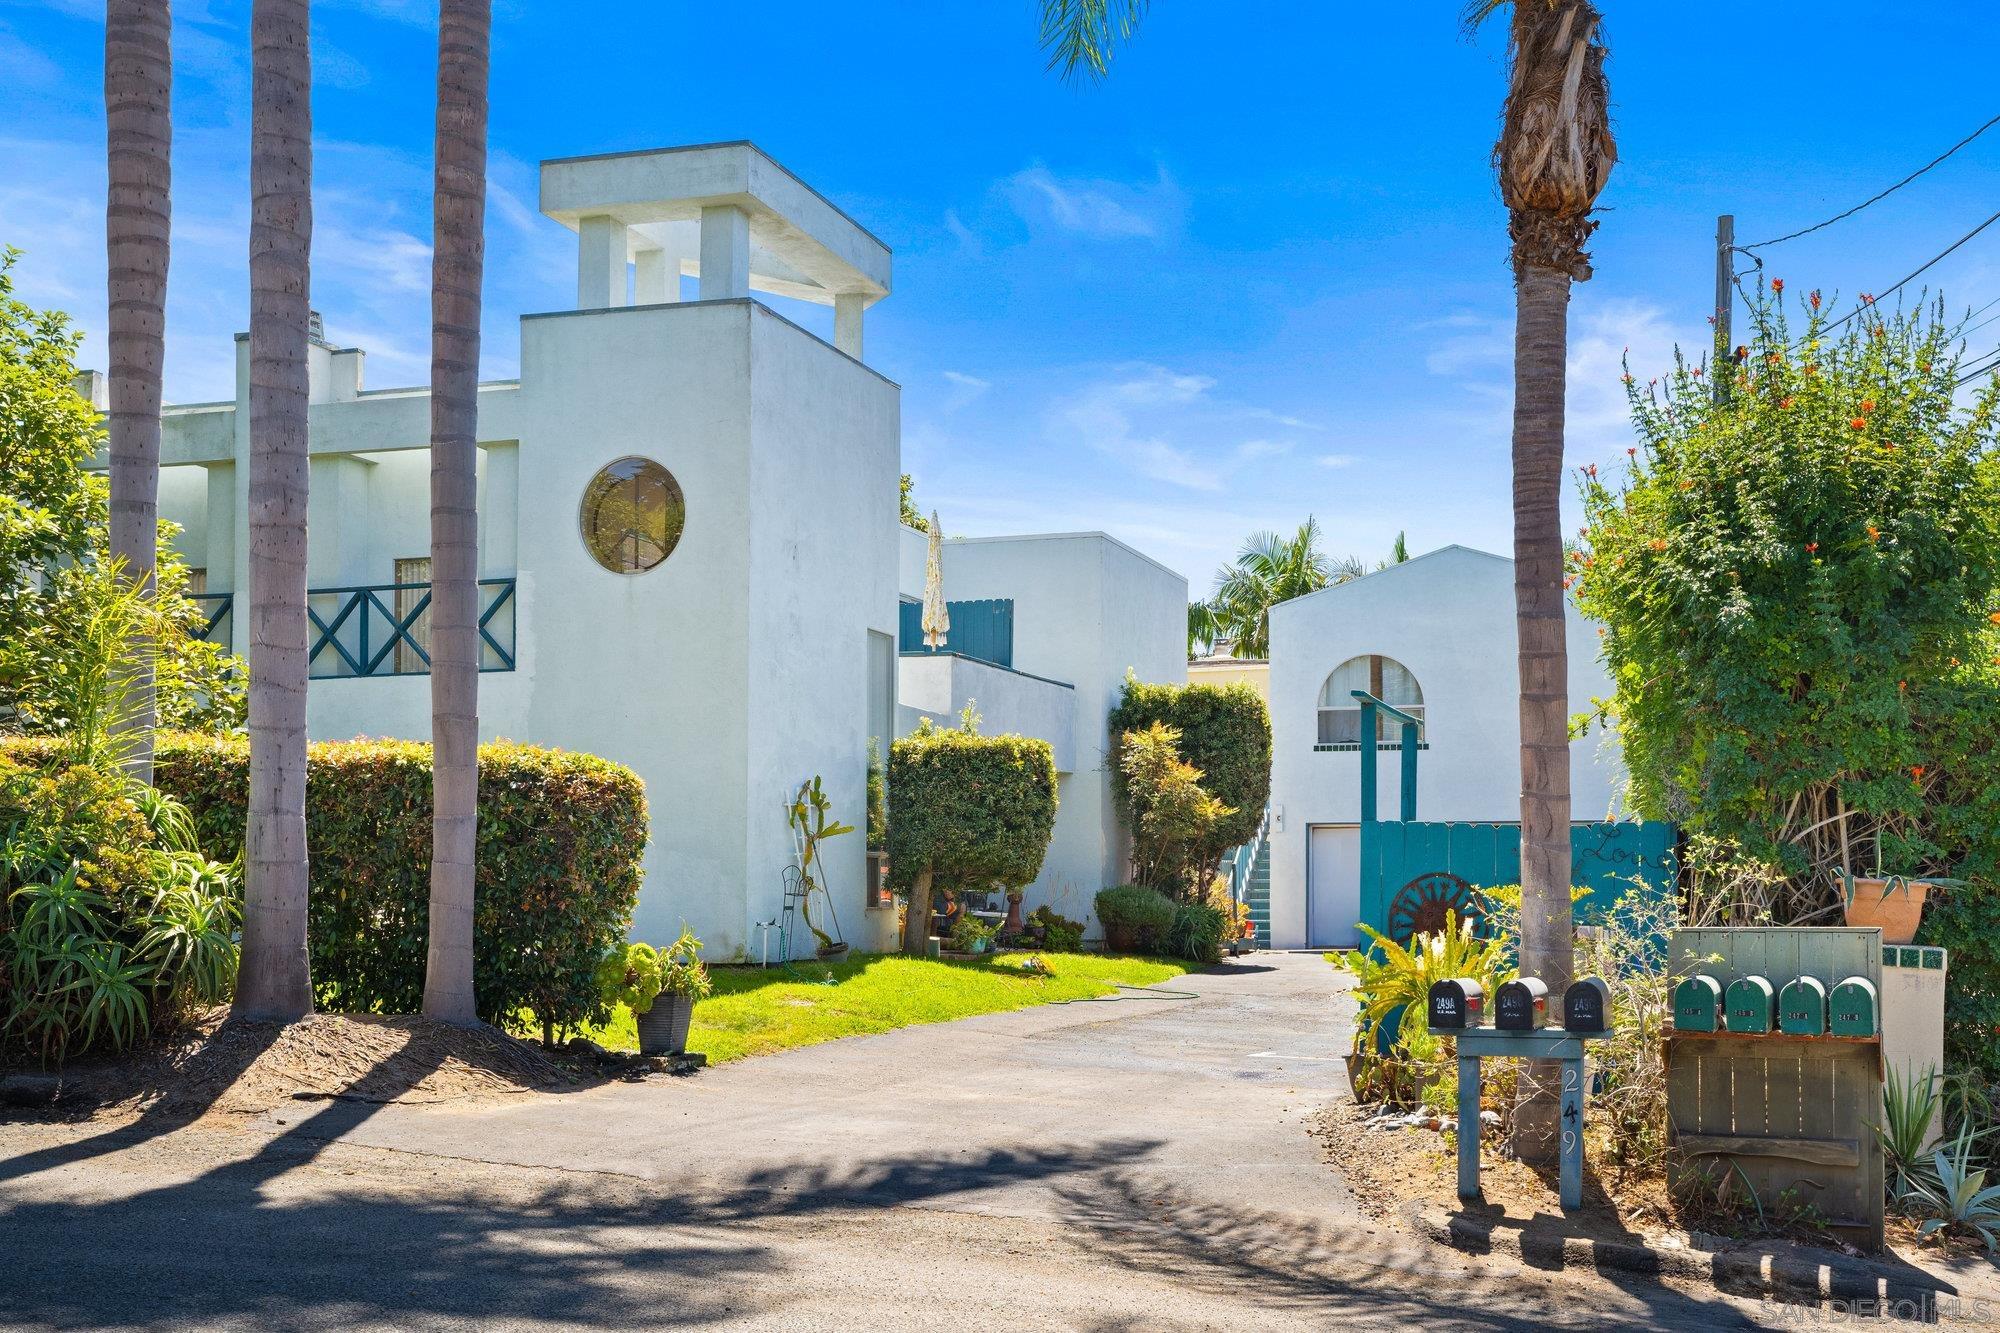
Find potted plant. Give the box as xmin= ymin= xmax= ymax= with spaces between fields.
xmin=947 ymin=913 xmax=996 ymax=956
xmin=601 ymin=929 xmax=712 ymax=1056
xmin=1837 ymin=841 xmax=1960 ymax=945
xmin=788 ymin=775 xmax=854 ymax=962
xmin=1093 ymin=884 xmax=1176 ymax=954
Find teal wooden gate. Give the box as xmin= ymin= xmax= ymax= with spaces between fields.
xmin=1349 ymin=691 xmax=1676 ymax=945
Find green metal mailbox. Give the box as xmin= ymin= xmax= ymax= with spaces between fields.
xmin=1778 ymin=975 xmax=1828 ymax=1036
xmin=1830 ymin=976 xmax=1879 ymax=1037
xmin=1725 ymin=975 xmax=1777 ymax=1034
xmin=1673 ymin=975 xmax=1724 ymax=1032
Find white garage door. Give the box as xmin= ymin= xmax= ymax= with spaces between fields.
xmin=1307 ymin=825 xmax=1361 ymax=950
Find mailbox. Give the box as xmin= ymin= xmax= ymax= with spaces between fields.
xmin=1829 ymin=976 xmax=1879 ymax=1037
xmin=1724 ymin=975 xmax=1777 ymax=1034
xmin=1427 ymin=978 xmax=1485 ymax=1031
xmin=1562 ymin=976 xmax=1612 ymax=1033
xmin=1776 ymin=976 xmax=1828 ymax=1036
xmin=1495 ymin=977 xmax=1549 ymax=1031
xmin=1673 ymin=974 xmax=1724 ymax=1032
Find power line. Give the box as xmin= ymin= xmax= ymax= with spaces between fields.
xmin=1740 ymin=111 xmax=2000 ymax=251
xmin=1817 ymin=208 xmax=2000 ymax=335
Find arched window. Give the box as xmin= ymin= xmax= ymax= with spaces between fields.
xmin=1318 ymin=655 xmax=1424 ymax=745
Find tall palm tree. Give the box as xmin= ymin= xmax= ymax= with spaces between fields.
xmin=1468 ymin=0 xmax=1614 ymax=1162
xmin=104 ymin=0 xmax=172 ymax=782
xmin=1206 ymin=518 xmax=1362 ymax=659
xmin=421 ymin=0 xmax=491 ymax=1025
xmin=235 ymin=0 xmax=315 ymax=1022
xmin=1040 ymin=1 xmax=1615 ymax=1162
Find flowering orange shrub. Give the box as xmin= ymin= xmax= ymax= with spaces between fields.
xmin=1571 ymin=288 xmax=2000 ymax=1074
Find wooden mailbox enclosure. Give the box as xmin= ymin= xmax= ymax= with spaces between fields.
xmin=1667 ymin=927 xmax=1884 ymax=1251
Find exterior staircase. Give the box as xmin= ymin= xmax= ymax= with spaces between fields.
xmin=1224 ymin=805 xmax=1274 ymax=949
xmin=1243 ymin=836 xmax=1272 ymax=947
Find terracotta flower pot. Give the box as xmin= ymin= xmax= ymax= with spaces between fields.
xmin=1843 ymin=875 xmax=1931 ymax=945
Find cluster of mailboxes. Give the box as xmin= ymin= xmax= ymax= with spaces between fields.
xmin=1672 ymin=973 xmax=1879 ymax=1037
xmin=1427 ymin=975 xmax=1612 ymax=1033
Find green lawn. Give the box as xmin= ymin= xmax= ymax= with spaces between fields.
xmin=583 ymin=950 xmax=1195 ymax=1064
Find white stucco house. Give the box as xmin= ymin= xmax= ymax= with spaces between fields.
xmin=105 ymin=141 xmax=1187 ymax=960
xmin=1262 ymin=545 xmax=1630 ymax=951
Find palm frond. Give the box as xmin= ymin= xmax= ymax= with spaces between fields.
xmin=1038 ymin=0 xmax=1149 ymax=83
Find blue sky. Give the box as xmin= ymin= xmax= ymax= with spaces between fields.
xmin=3 ymin=2 xmax=1998 ymax=587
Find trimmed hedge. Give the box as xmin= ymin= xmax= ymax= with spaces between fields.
xmin=1 ymin=732 xmax=647 ymax=1031
xmin=1108 ymin=675 xmax=1272 ymax=865
xmin=887 ymin=720 xmax=1059 ymax=894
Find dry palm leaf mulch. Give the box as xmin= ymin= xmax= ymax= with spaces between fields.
xmin=21 ymin=1006 xmax=577 ymax=1123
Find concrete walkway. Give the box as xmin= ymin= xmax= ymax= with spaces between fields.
xmin=0 ymin=953 xmax=1781 ymax=1330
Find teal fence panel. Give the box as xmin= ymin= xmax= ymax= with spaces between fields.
xmin=898 ymin=597 xmax=1015 ymax=669
xmin=1359 ymin=818 xmax=1676 ymax=946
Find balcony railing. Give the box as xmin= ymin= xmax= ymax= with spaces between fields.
xmin=184 ymin=579 xmax=518 ymax=679
xmin=191 ymin=593 xmax=232 ymax=645
xmin=897 ymin=597 xmax=1014 ymax=669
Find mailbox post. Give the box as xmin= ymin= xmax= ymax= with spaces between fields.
xmin=1434 ymin=975 xmax=1613 ymax=1211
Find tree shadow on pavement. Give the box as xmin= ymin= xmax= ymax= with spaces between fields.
xmin=0 ymin=1018 xmax=282 ymax=1188
xmin=0 ymin=1101 xmax=1168 ymax=1330
xmin=1054 ymin=1170 xmax=1771 ymax=1331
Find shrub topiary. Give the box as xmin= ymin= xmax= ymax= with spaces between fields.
xmin=888 ymin=718 xmax=1058 ymax=955
xmin=4 ymin=732 xmax=648 ymax=1037
xmin=1094 ymin=884 xmax=1176 ymax=954
xmin=1109 ymin=675 xmax=1271 ymax=882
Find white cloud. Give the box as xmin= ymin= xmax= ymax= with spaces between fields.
xmin=1046 ymin=365 xmax=1311 ymax=493
xmin=943 ymin=208 xmax=982 ymax=255
xmin=1003 ymin=164 xmax=1183 ymax=241
xmin=1316 ymin=453 xmax=1356 ymax=469
xmin=940 ymin=370 xmax=990 ymax=412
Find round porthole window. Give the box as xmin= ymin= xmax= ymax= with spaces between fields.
xmin=579 ymin=457 xmax=685 ymax=574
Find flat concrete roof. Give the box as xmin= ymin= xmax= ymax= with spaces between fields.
xmin=540 ymin=141 xmax=890 ymax=307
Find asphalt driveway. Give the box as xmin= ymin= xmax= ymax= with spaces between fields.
xmin=0 ymin=952 xmax=1782 ymax=1330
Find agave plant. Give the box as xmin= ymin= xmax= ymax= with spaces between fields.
xmin=1879 ymin=1063 xmax=1943 ymax=1198
xmin=1903 ymin=1132 xmax=2000 ymax=1253
xmin=1344 ymin=913 xmax=1515 ymax=1055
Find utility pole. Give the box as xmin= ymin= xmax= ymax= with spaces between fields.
xmin=1714 ymin=214 xmax=1734 ymax=403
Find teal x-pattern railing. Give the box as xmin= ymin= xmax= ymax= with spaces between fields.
xmin=307 ymin=578 xmax=516 ymax=678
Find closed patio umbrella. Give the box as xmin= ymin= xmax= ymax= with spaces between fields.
xmin=921 ymin=511 xmax=949 ymax=651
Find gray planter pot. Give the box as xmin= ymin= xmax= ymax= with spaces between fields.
xmin=635 ymin=992 xmax=696 ymax=1056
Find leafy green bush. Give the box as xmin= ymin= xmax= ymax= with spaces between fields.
xmin=0 ymin=252 xmax=242 ymax=735
xmin=4 ymin=732 xmax=647 ymax=1035
xmin=1167 ymin=901 xmax=1227 ymax=965
xmin=0 ymin=756 xmax=240 ymax=1061
xmin=597 ymin=941 xmax=664 ymax=1015
xmin=1118 ymin=721 xmax=1234 ymax=900
xmin=1094 ymin=884 xmax=1176 ymax=954
xmin=1109 ymin=675 xmax=1270 ymax=855
xmin=888 ymin=717 xmax=1058 ymax=953
xmin=1574 ymin=287 xmax=2000 ymax=1078
xmin=1027 ymin=904 xmax=1084 ymax=952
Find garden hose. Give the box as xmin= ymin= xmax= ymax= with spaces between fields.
xmin=1052 ymin=982 xmax=1203 ymax=1005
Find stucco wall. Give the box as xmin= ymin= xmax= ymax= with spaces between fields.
xmin=933 ymin=533 xmax=1187 ymax=929
xmin=1264 ymin=545 xmax=1625 ymax=949
xmin=744 ymin=305 xmax=902 ymax=956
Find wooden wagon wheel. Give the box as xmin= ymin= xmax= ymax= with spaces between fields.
xmin=1387 ymin=872 xmax=1481 ymax=944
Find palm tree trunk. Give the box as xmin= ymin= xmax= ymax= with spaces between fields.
xmin=104 ymin=0 xmax=171 ymax=783
xmin=1511 ymin=259 xmax=1576 ymax=1164
xmin=421 ymin=0 xmax=490 ymax=1025
xmin=235 ymin=0 xmax=314 ymax=1022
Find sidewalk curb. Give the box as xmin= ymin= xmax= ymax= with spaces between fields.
xmin=1402 ymin=1201 xmax=1962 ymax=1309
